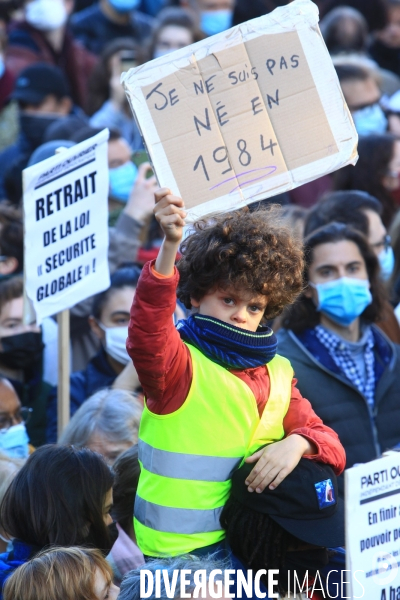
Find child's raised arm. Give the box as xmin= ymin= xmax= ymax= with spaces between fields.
xmin=126 ymin=187 xmax=191 ymax=414
xmin=154 ymin=188 xmax=186 ymax=276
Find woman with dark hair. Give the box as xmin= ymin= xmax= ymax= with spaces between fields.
xmin=303 ymin=189 xmax=400 ymax=343
xmin=278 ymin=222 xmax=400 ymax=494
xmin=333 ymin=134 xmax=400 ymax=227
xmin=0 ymin=445 xmax=115 ymax=597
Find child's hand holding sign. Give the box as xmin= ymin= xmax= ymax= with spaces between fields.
xmin=154 ymin=188 xmax=186 ymax=276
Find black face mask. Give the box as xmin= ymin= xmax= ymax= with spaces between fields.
xmin=19 ymin=113 xmax=61 ymax=149
xmin=0 ymin=331 xmax=44 ymax=370
xmin=108 ymin=521 xmax=119 ymax=547
xmin=83 ymin=522 xmax=119 ymax=557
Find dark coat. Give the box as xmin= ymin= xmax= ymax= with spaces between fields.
xmin=5 ymin=22 xmax=97 ymax=108
xmin=46 ymin=347 xmax=117 ymax=443
xmin=277 ymin=326 xmax=400 ymax=494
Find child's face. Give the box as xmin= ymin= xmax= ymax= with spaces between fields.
xmin=191 ymin=286 xmax=267 ymax=331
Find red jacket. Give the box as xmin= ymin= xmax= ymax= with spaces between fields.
xmin=127 ymin=262 xmax=346 ymax=475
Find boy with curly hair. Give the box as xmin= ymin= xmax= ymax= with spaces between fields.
xmin=127 ymin=189 xmax=346 ymax=558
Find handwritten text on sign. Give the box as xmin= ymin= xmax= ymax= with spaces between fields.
xmin=142 ymin=31 xmax=338 ymax=209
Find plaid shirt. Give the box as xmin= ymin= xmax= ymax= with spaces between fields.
xmin=315 ymin=325 xmax=375 ymax=408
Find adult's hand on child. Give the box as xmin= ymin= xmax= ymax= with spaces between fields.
xmin=244 ymin=434 xmax=315 ymax=493
xmin=154 ymin=188 xmax=186 ymax=244
xmin=124 ymin=162 xmax=157 ymax=224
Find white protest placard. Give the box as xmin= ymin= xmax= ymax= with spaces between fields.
xmin=23 ymin=129 xmax=111 ymax=324
xmin=345 ymin=453 xmax=400 ymax=600
xmin=122 ymin=0 xmax=357 ymax=221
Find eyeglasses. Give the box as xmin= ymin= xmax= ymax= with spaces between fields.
xmin=0 ymin=407 xmax=32 ymax=431
xmin=371 ymin=234 xmax=391 ymax=252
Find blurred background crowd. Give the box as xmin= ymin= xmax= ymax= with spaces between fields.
xmin=0 ymin=0 xmax=399 ymax=598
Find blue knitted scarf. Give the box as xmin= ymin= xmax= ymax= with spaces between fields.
xmin=176 ymin=315 xmax=277 ymax=370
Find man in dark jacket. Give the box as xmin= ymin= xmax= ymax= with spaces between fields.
xmin=278 ymin=325 xmax=400 ymax=497
xmin=277 ymin=221 xmax=400 ymax=496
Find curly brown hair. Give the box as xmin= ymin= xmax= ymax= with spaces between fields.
xmin=177 ymin=206 xmax=304 ymax=320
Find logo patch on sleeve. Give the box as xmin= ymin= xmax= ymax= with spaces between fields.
xmin=314 ymin=478 xmax=336 ymax=509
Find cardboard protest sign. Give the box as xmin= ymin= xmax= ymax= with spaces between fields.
xmin=345 ymin=453 xmax=400 ymax=600
xmin=122 ymin=0 xmax=357 ymax=221
xmin=23 ymin=129 xmax=111 ymax=324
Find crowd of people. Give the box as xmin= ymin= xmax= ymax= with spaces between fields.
xmin=0 ymin=0 xmax=400 ymax=599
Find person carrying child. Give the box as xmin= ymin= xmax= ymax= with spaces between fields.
xmin=127 ymin=189 xmax=346 ymax=558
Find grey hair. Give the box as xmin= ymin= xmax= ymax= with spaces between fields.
xmin=59 ymin=389 xmax=142 ymax=447
xmin=119 ymin=555 xmax=228 ymax=600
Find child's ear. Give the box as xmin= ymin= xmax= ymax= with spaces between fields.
xmin=190 ymin=297 xmax=200 ymax=308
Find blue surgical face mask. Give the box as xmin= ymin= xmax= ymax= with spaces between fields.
xmin=352 ymin=104 xmax=388 ymax=136
xmin=108 ymin=0 xmax=140 ymax=12
xmin=312 ymin=277 xmax=372 ymax=327
xmin=200 ymin=10 xmax=233 ymax=36
xmin=109 ymin=161 xmax=138 ymax=203
xmin=0 ymin=423 xmax=29 ymax=459
xmin=378 ymin=246 xmax=395 ymax=280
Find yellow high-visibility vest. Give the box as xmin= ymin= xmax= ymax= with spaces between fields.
xmin=134 ymin=343 xmax=293 ymax=557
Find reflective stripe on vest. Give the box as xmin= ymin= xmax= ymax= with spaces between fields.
xmin=134 ymin=344 xmax=293 ymax=556
xmin=135 ymin=496 xmax=223 ymax=534
xmin=139 ymin=440 xmax=241 ymax=482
